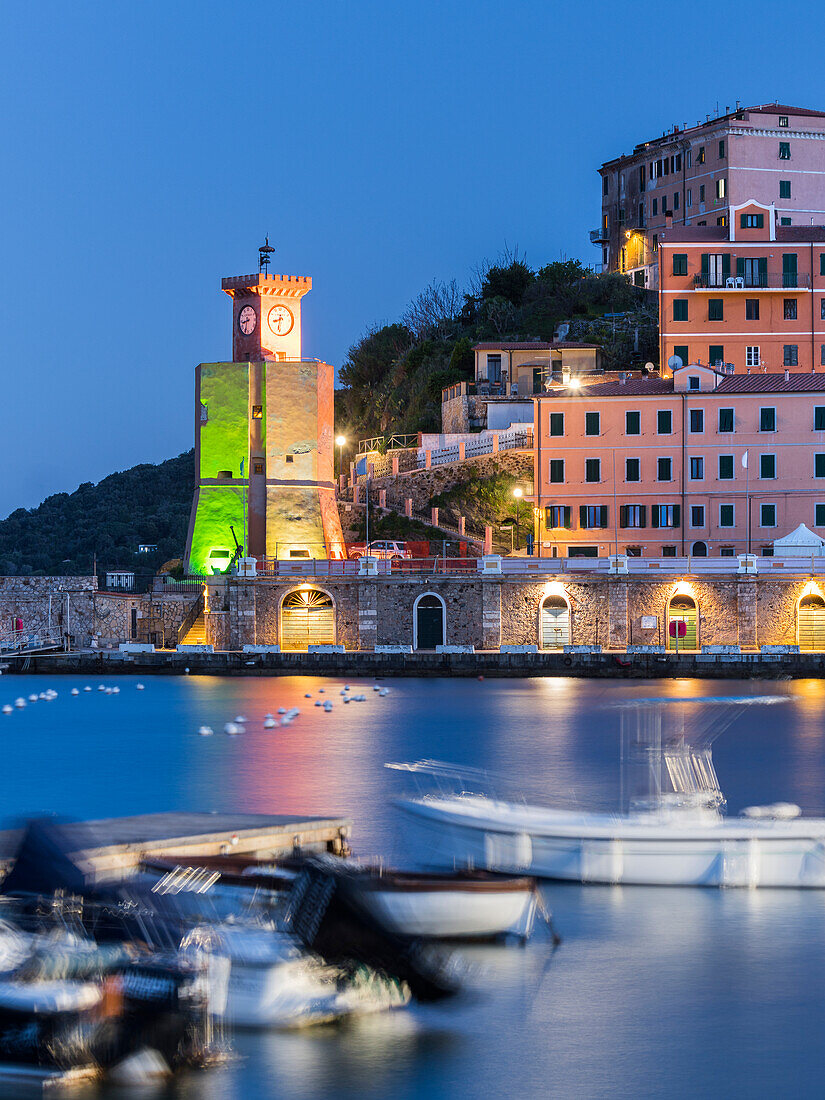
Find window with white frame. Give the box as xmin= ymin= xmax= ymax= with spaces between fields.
xmin=746 ymin=346 xmax=760 ymax=367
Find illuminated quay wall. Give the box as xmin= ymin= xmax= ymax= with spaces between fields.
xmin=202 ymin=573 xmax=825 ymax=653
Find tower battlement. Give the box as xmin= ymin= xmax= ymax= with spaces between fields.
xmin=221 ymin=273 xmax=312 ymax=297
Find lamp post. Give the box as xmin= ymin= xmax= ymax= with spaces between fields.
xmin=335 ymin=435 xmax=347 ymax=479
xmin=512 ymin=487 xmax=524 ymax=550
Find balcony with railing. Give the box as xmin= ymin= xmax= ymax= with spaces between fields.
xmin=692 ymin=272 xmax=811 ymax=290
xmin=590 ymin=227 xmax=609 ymax=244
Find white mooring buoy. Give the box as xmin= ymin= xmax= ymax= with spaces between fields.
xmin=198 ymin=725 xmax=213 ymax=737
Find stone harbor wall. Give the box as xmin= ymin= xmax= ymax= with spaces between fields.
xmin=365 ymin=451 xmax=534 ymax=513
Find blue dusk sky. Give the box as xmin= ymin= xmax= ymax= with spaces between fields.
xmin=0 ymin=0 xmax=822 ymax=515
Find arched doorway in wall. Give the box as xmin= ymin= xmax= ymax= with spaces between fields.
xmin=540 ymin=595 xmax=570 ymax=649
xmin=667 ymin=595 xmax=698 ymax=651
xmin=280 ymin=588 xmax=334 ymax=651
xmin=692 ymin=541 xmax=708 ymax=557
xmin=414 ymin=594 xmax=445 ymax=650
xmin=798 ymin=593 xmax=825 ymax=651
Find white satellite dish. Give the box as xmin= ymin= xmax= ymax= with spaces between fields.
xmin=667 ymin=355 xmax=683 ymax=370
xmin=644 ymin=361 xmax=655 ymax=372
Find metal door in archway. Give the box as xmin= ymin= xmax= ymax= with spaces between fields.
xmin=281 ymin=589 xmax=334 ymax=650
xmin=416 ymin=596 xmax=444 ymax=650
xmin=541 ymin=596 xmax=570 ymax=649
xmin=799 ymin=594 xmax=825 ymax=651
xmin=667 ymin=597 xmax=698 ymax=651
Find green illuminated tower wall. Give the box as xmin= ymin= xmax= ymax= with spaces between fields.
xmin=186 ymin=363 xmax=250 ymax=575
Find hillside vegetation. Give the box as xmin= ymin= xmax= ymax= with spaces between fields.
xmin=335 ymin=255 xmax=657 ymax=443
xmin=0 ymin=452 xmax=194 ymax=577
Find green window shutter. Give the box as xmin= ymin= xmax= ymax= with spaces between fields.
xmin=651 ymin=507 xmax=659 ymax=529
xmin=579 ymin=505 xmax=587 ymax=528
xmin=820 ymin=254 xmax=825 ymax=277
xmin=815 ymin=407 xmax=825 ymax=431
xmin=600 ymin=507 xmax=609 ymax=528
xmin=563 ymin=507 xmax=571 ymax=529
xmin=619 ymin=506 xmax=627 ymax=528
xmin=701 ymin=253 xmax=709 ymax=275
xmin=722 ymin=254 xmax=731 ymax=279
xmin=709 ymin=345 xmax=724 ymax=365
xmin=758 ymin=257 xmax=768 ymax=283
xmin=736 ymin=256 xmax=745 ymax=278
xmin=673 ymin=505 xmax=681 ymax=528
xmin=816 ymin=454 xmax=825 ymax=478
xmin=639 ymin=506 xmax=647 ymax=528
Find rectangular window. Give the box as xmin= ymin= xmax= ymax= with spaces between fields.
xmin=816 ymin=454 xmax=825 ymax=478
xmin=779 ymin=115 xmax=789 ymax=127
xmin=709 ymin=345 xmax=724 ymax=367
xmin=652 ymin=504 xmax=681 ymax=528
xmin=652 ymin=234 xmax=658 ymax=252
xmin=717 ymin=216 xmax=728 ymax=227
xmin=585 ymin=458 xmax=601 ymax=483
xmin=673 ymin=192 xmax=680 ymax=211
xmin=639 ymin=165 xmax=646 ymax=190
xmin=691 ymin=506 xmax=705 ymax=528
xmin=652 ymin=198 xmax=658 ymax=216
xmin=673 ymin=345 xmax=689 ymax=366
xmin=716 ymin=178 xmax=726 ymax=200
xmin=780 ymin=180 xmax=791 ymax=199
xmin=662 ymin=546 xmax=678 ymax=557
xmin=546 ymin=506 xmax=572 ymax=529
xmin=252 ymin=405 xmax=262 ymax=419
xmin=719 ymin=455 xmax=734 ymax=480
xmin=657 ymin=457 xmax=672 ymax=481
xmin=585 ymin=411 xmax=600 ymax=436
xmin=718 ymin=407 xmax=734 ymax=433
xmin=719 ymin=504 xmax=735 ymax=527
xmin=746 ymin=346 xmax=760 ymax=368
xmin=760 ymin=453 xmax=776 ymax=479
xmin=781 ymin=217 xmax=791 ymax=226
xmin=745 ymin=299 xmax=760 ymax=321
xmin=779 ymin=142 xmax=791 ymax=160
xmin=625 ymin=410 xmax=640 ymax=435
xmin=783 ymin=253 xmax=798 ymax=287
xmin=620 ymin=505 xmax=646 ymax=529
xmin=285 ymin=454 xmax=294 ymax=463
xmin=698 ymin=146 xmax=705 ymax=164
xmin=625 ymin=457 xmax=640 ymax=482
xmin=688 ymin=375 xmax=700 ymax=391
xmin=253 ymin=461 xmax=264 ymax=474
xmin=603 ymin=175 xmax=609 ymax=195
xmin=820 ymin=344 xmax=824 ymax=367
xmin=657 ymin=409 xmax=672 ymax=434
xmin=821 ymin=299 xmax=825 ymax=321
xmin=549 ymin=460 xmax=564 ymax=483
xmin=760 ymin=407 xmax=776 ymax=432
xmin=675 ymin=153 xmax=682 ymax=171
xmin=718 ymin=140 xmax=725 ymax=159
xmin=816 ymin=406 xmax=825 ymax=431
xmin=784 ymin=344 xmax=798 ymax=366
xmin=817 ymin=504 xmax=825 ymax=527
xmin=708 ymin=299 xmax=723 ymax=321
xmin=672 ymin=254 xmax=687 ymax=276
xmin=690 ymin=456 xmax=704 ymax=480
xmin=486 ymin=355 xmax=502 ymax=383
xmin=784 ymin=298 xmax=798 ymax=320
xmin=741 ymin=213 xmax=764 ymax=229
xmin=673 ymin=300 xmax=688 ymax=321
xmin=761 ymin=503 xmax=777 ymax=527
xmin=579 ymin=505 xmax=608 ymax=529
xmin=699 ymin=184 xmax=705 ymax=202
xmin=821 ymin=255 xmax=825 ymax=277
xmin=689 ymin=408 xmax=704 ymax=432
xmin=686 ymin=150 xmax=692 ymax=168
xmin=720 ymin=546 xmax=735 ymax=557
xmin=687 ymin=188 xmax=692 ymax=207
xmin=549 ymin=412 xmax=564 ymax=436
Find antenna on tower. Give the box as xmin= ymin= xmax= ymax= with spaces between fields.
xmin=258 ymin=236 xmax=275 ymax=273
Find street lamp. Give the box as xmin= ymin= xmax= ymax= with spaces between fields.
xmin=335 ymin=435 xmax=347 ymax=478
xmin=512 ymin=487 xmax=524 ymax=550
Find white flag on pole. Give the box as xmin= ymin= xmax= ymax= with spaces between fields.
xmin=742 ymin=450 xmax=748 ymax=469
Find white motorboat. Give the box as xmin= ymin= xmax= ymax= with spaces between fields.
xmin=390 ymin=696 xmax=825 ymax=889
xmin=353 ymin=868 xmax=539 ymax=941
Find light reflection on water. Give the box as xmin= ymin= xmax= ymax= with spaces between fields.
xmin=0 ymin=674 xmax=824 ymax=1097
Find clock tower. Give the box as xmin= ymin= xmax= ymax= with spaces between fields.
xmin=184 ymin=248 xmax=346 ymax=575
xmin=222 ymin=271 xmax=310 ymax=362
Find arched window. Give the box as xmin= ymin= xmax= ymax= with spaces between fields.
xmin=798 ymin=593 xmax=825 ymax=651
xmin=691 ymin=541 xmax=708 ymax=557
xmin=667 ymin=595 xmax=698 ymax=651
xmin=414 ymin=593 xmax=445 ymax=650
xmin=281 ymin=588 xmax=334 ymax=650
xmin=541 ymin=595 xmax=570 ymax=649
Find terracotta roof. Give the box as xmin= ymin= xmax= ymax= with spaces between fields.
xmin=716 ymin=373 xmax=825 ymax=394
xmin=746 ymin=103 xmax=825 ymax=119
xmin=661 ymin=224 xmax=825 ymax=245
xmin=538 ymin=379 xmax=673 ymax=398
xmin=472 ymin=342 xmax=601 ymax=351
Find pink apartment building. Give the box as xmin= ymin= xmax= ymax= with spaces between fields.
xmin=534 ymin=365 xmax=825 ymax=558
xmin=595 ymin=103 xmax=825 ymax=289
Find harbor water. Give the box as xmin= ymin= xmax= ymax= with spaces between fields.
xmin=1 ymin=673 xmax=825 ymax=1098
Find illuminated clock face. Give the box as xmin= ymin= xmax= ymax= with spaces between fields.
xmin=268 ymin=304 xmax=294 ymax=336
xmin=238 ymin=305 xmax=257 ymax=335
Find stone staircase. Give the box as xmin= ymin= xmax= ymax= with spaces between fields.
xmin=180 ymin=612 xmax=206 ymax=645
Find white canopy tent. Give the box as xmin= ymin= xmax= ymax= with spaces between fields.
xmin=772 ymin=523 xmax=825 ymax=555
